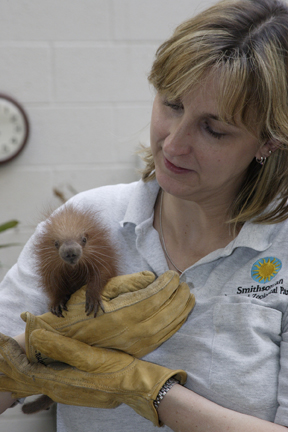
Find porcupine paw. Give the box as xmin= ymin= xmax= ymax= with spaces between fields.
xmin=50 ymin=295 xmax=71 ymax=317
xmin=85 ymin=292 xmax=105 ymax=318
xmin=50 ymin=303 xmax=67 ymax=317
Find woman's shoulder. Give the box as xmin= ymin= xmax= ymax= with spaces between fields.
xmin=67 ymin=181 xmax=138 ymax=210
xmin=62 ymin=181 xmax=148 ymax=225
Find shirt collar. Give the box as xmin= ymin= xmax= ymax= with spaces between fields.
xmin=120 ymin=179 xmax=276 ymax=254
xmin=120 ymin=179 xmax=160 ymax=227
xmin=227 ymin=221 xmax=274 ymax=252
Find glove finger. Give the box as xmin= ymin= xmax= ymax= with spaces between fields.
xmin=0 ymin=374 xmax=26 ymax=393
xmin=31 ymin=330 xmax=133 ymax=373
xmin=0 ymin=334 xmax=122 ymax=410
xmin=0 ymin=334 xmax=49 ymax=391
xmin=38 ymin=381 xmax=120 ymax=409
xmin=57 ymin=272 xmax=156 ymax=309
xmin=129 ymin=283 xmax=195 ymax=337
xmin=130 ymin=313 xmax=192 ymax=357
xmin=0 ymin=374 xmax=39 ymax=396
xmin=119 ymin=291 xmax=196 ymax=356
xmin=104 ymin=270 xmax=180 ymax=312
xmin=0 ymin=334 xmax=30 ymax=372
xmin=12 ymin=391 xmax=39 ymax=399
xmin=89 ymin=282 xmax=194 ymax=347
xmin=0 ymin=353 xmax=13 ymax=377
xmin=101 ymin=271 xmax=156 ymax=301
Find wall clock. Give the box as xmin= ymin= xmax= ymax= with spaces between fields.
xmin=0 ymin=94 xmax=29 ymax=164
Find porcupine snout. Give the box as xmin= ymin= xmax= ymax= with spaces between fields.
xmin=59 ymin=240 xmax=82 ymax=265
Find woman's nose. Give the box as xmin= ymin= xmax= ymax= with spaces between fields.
xmin=163 ymin=122 xmax=192 ymax=156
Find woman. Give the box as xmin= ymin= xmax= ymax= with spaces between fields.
xmin=1 ymin=0 xmax=288 ymax=430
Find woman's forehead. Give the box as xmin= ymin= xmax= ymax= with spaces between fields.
xmin=165 ymin=74 xmax=239 ymax=117
xmin=160 ymin=73 xmax=260 ymax=135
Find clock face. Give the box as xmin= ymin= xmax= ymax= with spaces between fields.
xmin=0 ymin=95 xmax=29 ymax=164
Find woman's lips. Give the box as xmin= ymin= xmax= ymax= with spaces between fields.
xmin=164 ymin=157 xmax=192 ymax=174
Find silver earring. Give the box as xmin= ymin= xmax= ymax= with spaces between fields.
xmin=256 ymin=156 xmax=266 ymax=165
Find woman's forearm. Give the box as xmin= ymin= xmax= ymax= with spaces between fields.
xmin=158 ymin=384 xmax=287 ymax=432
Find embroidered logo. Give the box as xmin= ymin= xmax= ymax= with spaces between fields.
xmin=251 ymin=257 xmax=282 ymax=284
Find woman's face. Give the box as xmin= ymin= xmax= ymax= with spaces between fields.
xmin=150 ymin=78 xmax=263 ymax=207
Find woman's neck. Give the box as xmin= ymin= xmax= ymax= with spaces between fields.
xmin=154 ymin=190 xmax=240 ymax=272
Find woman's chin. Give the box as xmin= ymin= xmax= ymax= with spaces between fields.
xmin=155 ymin=169 xmax=199 ymax=199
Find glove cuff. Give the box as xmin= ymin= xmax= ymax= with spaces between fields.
xmin=127 ymin=368 xmax=186 ymax=427
xmin=153 ymin=377 xmax=179 ymax=410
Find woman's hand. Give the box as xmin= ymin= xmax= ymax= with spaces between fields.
xmin=0 ymin=331 xmax=186 ymax=426
xmin=21 ymin=271 xmax=195 ymax=364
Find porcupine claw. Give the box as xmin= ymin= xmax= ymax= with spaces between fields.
xmin=51 ymin=304 xmax=64 ymax=318
xmin=50 ymin=298 xmax=69 ymax=318
xmin=85 ymin=293 xmax=105 ymax=318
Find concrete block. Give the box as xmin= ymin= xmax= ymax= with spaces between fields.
xmin=0 ymin=45 xmax=51 ymax=102
xmin=113 ymin=105 xmax=152 ymax=163
xmin=0 ymin=228 xmax=34 ymax=279
xmin=112 ymin=0 xmax=208 ymax=41
xmin=0 ymin=167 xmax=54 ymax=223
xmin=0 ymin=0 xmax=110 ymax=41
xmin=52 ymin=165 xmax=140 ymax=200
xmin=15 ymin=106 xmax=115 ymax=165
xmin=54 ymin=44 xmax=157 ymax=102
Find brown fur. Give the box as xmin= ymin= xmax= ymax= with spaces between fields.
xmin=22 ymin=204 xmax=119 ymax=414
xmin=35 ymin=204 xmax=118 ymax=317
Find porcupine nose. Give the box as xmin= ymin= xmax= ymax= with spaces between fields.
xmin=59 ymin=241 xmax=82 ymax=265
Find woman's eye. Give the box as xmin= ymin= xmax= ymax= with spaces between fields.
xmin=163 ymin=100 xmax=184 ymax=111
xmin=204 ymin=122 xmax=226 ymax=140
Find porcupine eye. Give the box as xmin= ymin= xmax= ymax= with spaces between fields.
xmin=54 ymin=240 xmax=60 ymax=249
xmin=81 ymin=236 xmax=87 ymax=246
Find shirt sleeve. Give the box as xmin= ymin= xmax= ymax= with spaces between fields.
xmin=0 ymin=223 xmax=50 ymax=337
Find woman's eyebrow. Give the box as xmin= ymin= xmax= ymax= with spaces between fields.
xmin=204 ymin=113 xmax=235 ymax=127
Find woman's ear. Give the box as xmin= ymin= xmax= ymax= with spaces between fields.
xmin=255 ymin=139 xmax=280 ymax=160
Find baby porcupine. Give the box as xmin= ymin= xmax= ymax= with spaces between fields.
xmin=22 ymin=204 xmax=119 ymax=415
xmin=35 ymin=204 xmax=119 ymax=318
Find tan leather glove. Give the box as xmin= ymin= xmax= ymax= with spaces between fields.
xmin=0 ymin=331 xmax=186 ymax=426
xmin=21 ymin=270 xmax=195 ymax=364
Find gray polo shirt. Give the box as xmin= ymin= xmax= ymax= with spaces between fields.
xmin=1 ymin=179 xmax=288 ymax=431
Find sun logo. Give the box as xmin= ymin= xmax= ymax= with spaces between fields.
xmin=251 ymin=257 xmax=282 ymax=284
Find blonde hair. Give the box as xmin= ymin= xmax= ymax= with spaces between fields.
xmin=142 ymin=0 xmax=288 ymax=225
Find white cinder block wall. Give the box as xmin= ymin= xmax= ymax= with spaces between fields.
xmin=0 ymin=1 xmax=214 ymax=430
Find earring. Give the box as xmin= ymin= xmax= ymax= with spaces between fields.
xmin=255 ymin=156 xmax=266 ymax=165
